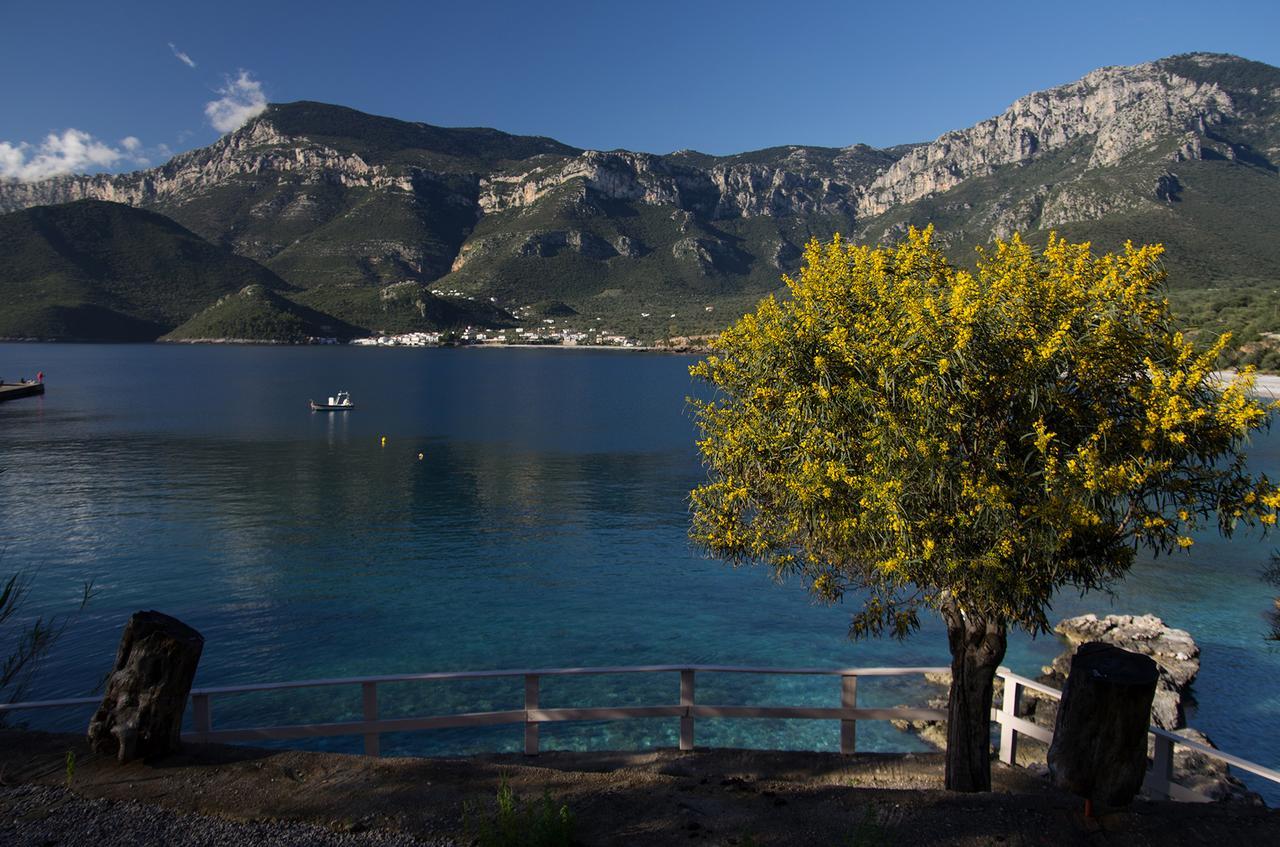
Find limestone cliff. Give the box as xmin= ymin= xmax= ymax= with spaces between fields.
xmin=0 ymin=119 xmax=414 ymax=212
xmin=858 ymin=55 xmax=1245 ymax=217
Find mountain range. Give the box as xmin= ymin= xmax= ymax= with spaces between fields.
xmin=1 ymin=52 xmax=1278 ymax=358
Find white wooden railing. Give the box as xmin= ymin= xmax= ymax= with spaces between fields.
xmin=5 ymin=665 xmax=1278 ymax=803
xmin=179 ymin=665 xmax=952 ymax=756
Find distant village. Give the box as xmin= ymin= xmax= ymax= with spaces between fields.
xmin=349 ymin=324 xmax=642 ymax=348
xmin=322 ymin=288 xmax=723 ymax=349
xmin=345 ymin=291 xmax=652 ymax=348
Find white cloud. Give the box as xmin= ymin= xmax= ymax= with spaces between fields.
xmin=0 ymin=130 xmax=170 ymax=182
xmin=168 ymin=42 xmax=197 ymax=68
xmin=0 ymin=129 xmax=128 ymax=182
xmin=204 ymin=70 xmax=267 ymax=133
xmin=0 ymin=144 xmax=23 ymax=176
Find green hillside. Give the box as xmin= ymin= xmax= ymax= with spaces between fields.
xmin=0 ymin=200 xmax=292 ymax=341
xmin=162 ymin=284 xmax=359 ymax=342
xmin=293 ymin=282 xmax=516 ymax=335
xmin=438 ymin=187 xmax=854 ymax=324
xmin=0 ymin=200 xmax=515 ymax=342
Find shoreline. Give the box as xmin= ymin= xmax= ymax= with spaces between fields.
xmin=0 ymin=337 xmax=712 ymax=354
xmin=461 ymin=342 xmax=705 ymax=353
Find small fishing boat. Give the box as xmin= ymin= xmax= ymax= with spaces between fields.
xmin=310 ymin=391 xmax=354 ymax=411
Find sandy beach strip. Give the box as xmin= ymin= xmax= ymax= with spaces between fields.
xmin=1212 ymin=371 xmax=1280 ymax=399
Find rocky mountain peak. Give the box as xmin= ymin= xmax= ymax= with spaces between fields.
xmin=857 ymin=55 xmax=1250 ymax=217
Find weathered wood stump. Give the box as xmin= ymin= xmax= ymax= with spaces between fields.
xmin=87 ymin=611 xmax=204 ymax=763
xmin=1047 ymin=641 xmax=1158 ymax=808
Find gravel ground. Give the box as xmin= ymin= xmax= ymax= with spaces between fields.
xmin=0 ymin=784 xmax=453 ymax=847
xmin=3 ymin=731 xmax=1278 ymax=846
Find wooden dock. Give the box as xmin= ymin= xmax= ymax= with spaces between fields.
xmin=0 ymin=381 xmax=44 ymax=402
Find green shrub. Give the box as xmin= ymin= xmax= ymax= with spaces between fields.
xmin=1 ymin=570 xmax=94 ymax=717
xmin=463 ymin=775 xmax=575 ymax=847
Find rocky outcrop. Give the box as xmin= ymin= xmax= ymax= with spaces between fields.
xmin=1154 ymin=171 xmax=1183 ymax=202
xmin=1039 ymin=184 xmax=1145 ymax=229
xmin=516 ymin=229 xmax=617 ymax=260
xmin=613 ymin=235 xmax=644 ymax=258
xmin=478 ymin=149 xmax=871 ymax=220
xmin=1043 ymin=614 xmax=1199 ymax=730
xmin=1169 ymin=727 xmax=1263 ymax=803
xmin=707 ymin=160 xmax=855 ymax=218
xmin=889 ymin=669 xmax=956 ymax=752
xmin=479 ymin=151 xmax=709 ymax=215
xmin=768 ymin=239 xmax=801 ymax=271
xmin=671 ymin=236 xmax=743 ymax=275
xmin=973 ymin=185 xmax=1051 ymax=240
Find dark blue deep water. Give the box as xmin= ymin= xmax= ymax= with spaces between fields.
xmin=1 ymin=344 xmax=1277 ymax=799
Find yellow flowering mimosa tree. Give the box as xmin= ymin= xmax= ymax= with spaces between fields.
xmin=689 ymin=226 xmax=1278 ymax=792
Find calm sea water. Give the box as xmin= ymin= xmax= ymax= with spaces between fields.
xmin=1 ymin=344 xmax=1277 ymax=799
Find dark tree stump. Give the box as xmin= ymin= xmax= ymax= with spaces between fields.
xmin=87 ymin=611 xmax=204 ymax=763
xmin=1047 ymin=641 xmax=1158 ymax=808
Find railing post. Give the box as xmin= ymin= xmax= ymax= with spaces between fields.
xmin=1145 ymin=733 xmax=1175 ymax=800
xmin=679 ymin=669 xmax=695 ymax=751
xmin=362 ymin=682 xmax=379 ymax=757
xmin=192 ymin=693 xmax=211 ymax=741
xmin=524 ymin=674 xmax=540 ymax=755
xmin=998 ymin=673 xmax=1021 ymax=765
xmin=840 ymin=674 xmax=858 ymax=754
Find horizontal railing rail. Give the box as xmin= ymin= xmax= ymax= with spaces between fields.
xmin=6 ymin=664 xmax=1277 ymax=804
xmin=2 ymin=695 xmax=99 ymax=710
xmin=172 ymin=665 xmax=954 ymax=758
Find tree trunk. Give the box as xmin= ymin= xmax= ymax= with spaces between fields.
xmin=942 ymin=603 xmax=1007 ymax=792
xmin=87 ymin=611 xmax=204 ymax=763
xmin=1047 ymin=642 xmax=1158 ymax=808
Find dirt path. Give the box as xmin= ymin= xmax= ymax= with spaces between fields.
xmin=2 ymin=731 xmax=1276 ymax=845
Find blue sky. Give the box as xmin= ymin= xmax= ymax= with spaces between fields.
xmin=2 ymin=0 xmax=1278 ymax=180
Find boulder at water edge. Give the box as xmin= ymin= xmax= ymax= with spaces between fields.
xmin=1044 ymin=614 xmax=1198 ymax=730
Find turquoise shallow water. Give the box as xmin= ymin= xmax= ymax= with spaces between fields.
xmin=1 ymin=343 xmax=1277 ymax=800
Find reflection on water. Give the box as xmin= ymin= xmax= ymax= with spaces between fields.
xmin=1 ymin=343 xmax=1277 ymax=800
